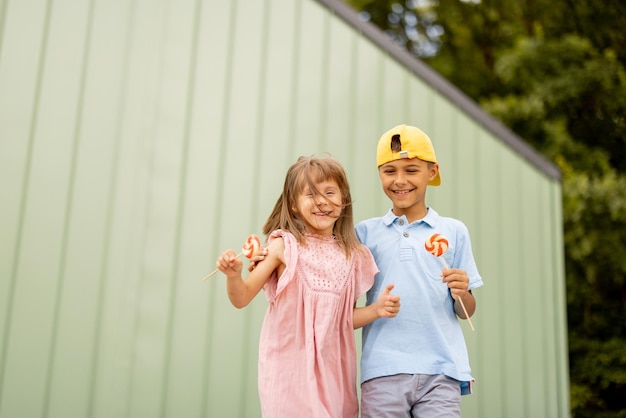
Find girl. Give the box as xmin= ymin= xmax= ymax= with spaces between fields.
xmin=216 ymin=155 xmax=400 ymax=418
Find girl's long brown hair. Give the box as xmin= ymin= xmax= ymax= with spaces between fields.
xmin=262 ymin=155 xmax=361 ymax=258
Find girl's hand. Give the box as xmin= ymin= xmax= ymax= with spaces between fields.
xmin=353 ymin=283 xmax=401 ymax=329
xmin=216 ymin=250 xmax=243 ymax=278
xmin=374 ymin=284 xmax=401 ymax=318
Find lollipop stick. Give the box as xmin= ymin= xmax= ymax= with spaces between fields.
xmin=202 ymin=252 xmax=243 ymax=281
xmin=438 ymin=256 xmax=475 ymax=331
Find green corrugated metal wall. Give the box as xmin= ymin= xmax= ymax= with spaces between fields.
xmin=0 ymin=0 xmax=569 ymax=417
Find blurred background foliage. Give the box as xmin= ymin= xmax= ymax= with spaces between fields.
xmin=342 ymin=0 xmax=626 ymax=416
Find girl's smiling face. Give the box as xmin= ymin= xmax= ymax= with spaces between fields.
xmin=295 ymin=179 xmax=343 ymax=237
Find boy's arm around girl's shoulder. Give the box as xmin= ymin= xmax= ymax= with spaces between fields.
xmin=354 ymin=216 xmax=383 ymax=245
xmin=223 ymin=237 xmax=285 ymax=309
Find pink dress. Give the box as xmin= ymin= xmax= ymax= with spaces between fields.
xmin=258 ymin=230 xmax=378 ymax=418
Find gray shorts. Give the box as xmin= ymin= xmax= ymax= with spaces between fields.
xmin=361 ymin=374 xmax=461 ymax=418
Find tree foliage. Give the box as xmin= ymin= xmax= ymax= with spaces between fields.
xmin=343 ymin=0 xmax=626 ymax=416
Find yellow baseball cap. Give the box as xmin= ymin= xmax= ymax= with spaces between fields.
xmin=376 ymin=124 xmax=441 ymax=186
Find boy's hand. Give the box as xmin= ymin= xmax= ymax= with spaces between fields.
xmin=442 ymin=268 xmax=469 ymax=300
xmin=216 ymin=250 xmax=243 ymax=278
xmin=247 ymin=246 xmax=268 ymax=272
xmin=375 ymin=284 xmax=401 ymax=318
xmin=442 ymin=268 xmax=476 ymax=325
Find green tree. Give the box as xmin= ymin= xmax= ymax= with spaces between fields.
xmin=343 ymin=0 xmax=626 ymax=416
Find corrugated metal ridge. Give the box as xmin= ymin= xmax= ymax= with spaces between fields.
xmin=314 ymin=0 xmax=562 ymax=181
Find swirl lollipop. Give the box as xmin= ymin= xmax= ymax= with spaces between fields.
xmin=241 ymin=234 xmax=261 ymax=258
xmin=203 ymin=234 xmax=261 ymax=280
xmin=425 ymin=233 xmax=448 ymax=257
xmin=425 ymin=233 xmax=475 ymax=331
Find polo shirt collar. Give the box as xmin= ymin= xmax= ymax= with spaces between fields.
xmin=382 ymin=207 xmax=439 ymax=228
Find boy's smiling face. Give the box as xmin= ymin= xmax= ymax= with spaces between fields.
xmin=378 ymin=157 xmax=439 ymax=222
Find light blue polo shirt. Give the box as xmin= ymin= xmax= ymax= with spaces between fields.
xmin=356 ymin=208 xmax=483 ymax=393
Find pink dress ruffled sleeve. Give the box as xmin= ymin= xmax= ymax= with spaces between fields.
xmin=257 ymin=230 xmax=378 ymax=418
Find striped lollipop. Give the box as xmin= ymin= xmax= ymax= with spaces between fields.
xmin=425 ymin=233 xmax=475 ymax=331
xmin=425 ymin=233 xmax=448 ymax=257
xmin=203 ymin=234 xmax=262 ymax=280
xmin=241 ymin=234 xmax=261 ymax=258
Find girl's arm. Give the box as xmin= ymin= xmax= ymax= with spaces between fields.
xmin=353 ymin=284 xmax=400 ymax=329
xmin=216 ymin=238 xmax=285 ymax=308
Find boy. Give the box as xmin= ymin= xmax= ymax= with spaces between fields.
xmin=356 ymin=124 xmax=483 ymax=417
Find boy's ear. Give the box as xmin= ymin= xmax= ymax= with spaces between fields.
xmin=430 ymin=163 xmax=439 ymax=181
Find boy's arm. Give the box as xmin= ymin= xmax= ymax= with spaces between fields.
xmin=454 ymin=290 xmax=475 ymax=318
xmin=353 ymin=284 xmax=400 ymax=329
